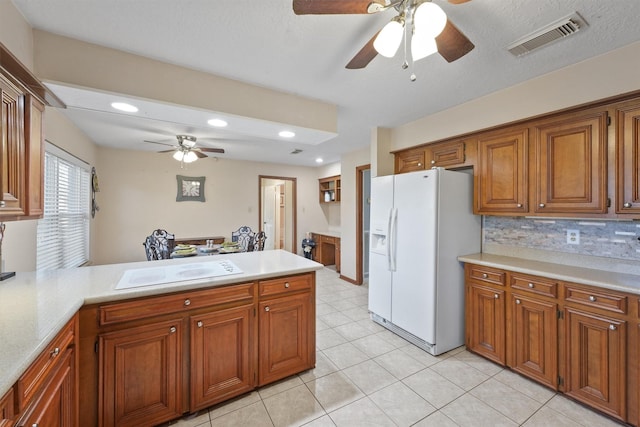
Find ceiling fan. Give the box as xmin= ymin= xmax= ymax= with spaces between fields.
xmin=293 ymin=0 xmax=474 ymax=71
xmin=144 ymin=134 xmax=225 ymax=163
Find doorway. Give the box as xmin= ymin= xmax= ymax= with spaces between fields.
xmin=356 ymin=164 xmax=371 ymax=285
xmin=259 ymin=176 xmax=297 ymax=252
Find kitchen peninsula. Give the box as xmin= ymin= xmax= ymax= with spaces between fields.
xmin=0 ymin=250 xmax=322 ymax=426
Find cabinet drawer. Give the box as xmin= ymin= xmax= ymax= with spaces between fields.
xmin=510 ymin=273 xmax=558 ymax=298
xmin=99 ymin=283 xmax=254 ymax=326
xmin=17 ymin=315 xmax=75 ymax=411
xmin=259 ymin=274 xmax=312 ymax=298
xmin=564 ymin=284 xmax=628 ymax=315
xmin=467 ymin=265 xmax=505 ymax=286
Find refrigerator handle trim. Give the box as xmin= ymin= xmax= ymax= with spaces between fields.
xmin=386 ymin=208 xmax=393 ymax=270
xmin=390 ymin=207 xmax=398 ymax=271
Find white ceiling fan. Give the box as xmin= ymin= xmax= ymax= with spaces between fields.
xmin=144 ymin=134 xmax=225 ymax=164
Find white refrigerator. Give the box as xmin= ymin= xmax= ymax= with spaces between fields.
xmin=368 ymin=168 xmax=481 ymax=355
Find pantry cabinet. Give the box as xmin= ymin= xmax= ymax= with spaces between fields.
xmin=616 ymin=101 xmax=640 ymax=214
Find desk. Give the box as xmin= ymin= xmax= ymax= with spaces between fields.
xmin=175 ymin=236 xmax=225 ymax=246
xmin=311 ymin=233 xmax=341 ymax=273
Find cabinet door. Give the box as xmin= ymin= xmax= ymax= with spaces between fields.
xmin=99 ymin=319 xmax=183 ymax=427
xmin=0 ymin=76 xmax=25 ymax=216
xmin=466 ymin=283 xmax=506 ymax=365
xmin=0 ymin=388 xmax=13 ymax=427
xmin=15 ymin=348 xmax=75 ymax=427
xmin=511 ymin=294 xmax=557 ymax=389
xmin=534 ymin=111 xmax=608 ymax=214
xmin=427 ymin=140 xmax=466 ymax=168
xmin=190 ymin=304 xmax=255 ymax=411
xmin=565 ymin=308 xmax=626 ymax=421
xmin=476 ymin=128 xmax=528 ymax=214
xmin=259 ymin=292 xmax=313 ymax=385
xmin=395 ymin=148 xmax=426 ymax=173
xmin=24 ymin=95 xmax=44 ymax=217
xmin=616 ymin=103 xmax=640 ymax=213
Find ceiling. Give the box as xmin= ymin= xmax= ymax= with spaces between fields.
xmin=11 ymin=0 xmax=640 ymax=167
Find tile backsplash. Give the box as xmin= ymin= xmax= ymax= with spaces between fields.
xmin=483 ymin=216 xmax=640 ymax=262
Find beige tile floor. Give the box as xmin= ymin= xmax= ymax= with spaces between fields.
xmin=166 ymin=267 xmax=624 ymax=427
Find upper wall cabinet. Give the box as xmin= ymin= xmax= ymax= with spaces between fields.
xmin=0 ymin=75 xmax=26 ymax=217
xmin=616 ymin=101 xmax=640 ymax=214
xmin=533 ymin=110 xmax=608 ymax=214
xmin=395 ymin=147 xmax=426 ymax=173
xmin=319 ymin=175 xmax=341 ymax=203
xmin=394 ymin=139 xmax=473 ymax=174
xmin=475 ymin=127 xmax=529 ymax=215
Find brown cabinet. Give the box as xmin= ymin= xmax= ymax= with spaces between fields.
xmin=99 ymin=319 xmax=184 ymax=427
xmin=14 ymin=315 xmax=78 ymax=427
xmin=534 ymin=110 xmax=608 ymax=214
xmin=395 ymin=147 xmax=426 ymax=173
xmin=465 ymin=265 xmax=507 ymax=365
xmin=475 ymin=127 xmax=529 ymax=214
xmin=0 ymin=388 xmax=14 ymax=427
xmin=426 ymin=140 xmax=467 ymax=169
xmin=616 ymin=102 xmax=640 ymax=214
xmin=311 ymin=233 xmax=340 ymax=272
xmin=565 ymin=308 xmax=626 ymax=421
xmin=190 ymin=304 xmax=255 ymax=411
xmin=319 ymin=175 xmax=340 ymax=203
xmin=258 ymin=275 xmax=315 ymax=386
xmin=0 ymin=74 xmax=25 ymax=217
xmin=24 ymin=95 xmax=44 ymax=217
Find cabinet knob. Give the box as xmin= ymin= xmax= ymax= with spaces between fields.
xmin=494 ymin=294 xmax=499 ymax=299
xmin=284 ymin=282 xmax=290 ymax=288
xmin=539 ymin=203 xmax=545 ymax=208
xmin=431 ymin=160 xmax=436 ymax=165
xmin=417 ymin=162 xmax=422 ymax=167
xmin=528 ymin=283 xmax=534 ymax=288
xmin=170 ymin=326 xmax=176 ymax=333
xmin=515 ymin=299 xmax=521 ymax=304
xmin=482 ymin=273 xmax=488 ymax=279
xmin=264 ymin=306 xmax=270 ymax=312
xmin=589 ymin=295 xmax=597 ymax=302
xmin=32 ymin=424 xmax=38 ymax=427
xmin=516 ymin=203 xmax=523 ymax=208
xmin=184 ymin=299 xmax=191 ymax=306
xmin=623 ymin=202 xmax=632 ymax=208
xmin=609 ymin=324 xmax=617 ymax=331
xmin=50 ymin=347 xmax=60 ymax=357
xmin=0 ymin=201 xmax=5 ymax=208
xmin=197 ymin=321 xmax=203 ymax=328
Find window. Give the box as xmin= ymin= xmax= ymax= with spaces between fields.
xmin=36 ymin=143 xmax=90 ymax=270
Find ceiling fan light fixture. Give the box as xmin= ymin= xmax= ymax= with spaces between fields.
xmin=411 ymin=32 xmax=438 ymax=61
xmin=413 ymin=2 xmax=447 ymax=38
xmin=183 ymin=151 xmax=198 ymax=163
xmin=173 ymin=151 xmax=185 ymax=161
xmin=374 ymin=15 xmax=405 ymax=57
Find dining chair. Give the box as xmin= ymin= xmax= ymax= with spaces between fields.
xmin=231 ymin=226 xmax=255 ymax=252
xmin=143 ymin=229 xmax=175 ymax=260
xmin=252 ymin=231 xmax=267 ymax=251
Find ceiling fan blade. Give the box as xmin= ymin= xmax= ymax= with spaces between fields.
xmin=436 ymin=20 xmax=475 ymax=63
xmin=157 ymin=149 xmax=176 ymax=153
xmin=346 ymin=30 xmax=380 ymax=69
xmin=293 ymin=0 xmax=377 ymax=15
xmin=193 ymin=150 xmax=208 ymax=159
xmin=448 ymin=0 xmax=471 ymax=4
xmin=144 ymin=139 xmax=175 ymax=147
xmin=199 ymin=147 xmax=225 ymax=154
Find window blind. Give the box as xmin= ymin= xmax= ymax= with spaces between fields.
xmin=36 ymin=144 xmax=90 ymax=270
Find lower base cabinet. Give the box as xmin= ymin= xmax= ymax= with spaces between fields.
xmin=565 ymin=308 xmax=627 ymax=421
xmin=466 ymin=283 xmax=506 ymax=365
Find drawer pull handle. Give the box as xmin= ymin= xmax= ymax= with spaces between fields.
xmin=528 ymin=283 xmax=534 ymax=288
xmin=50 ymin=347 xmax=60 ymax=357
xmin=170 ymin=326 xmax=176 ymax=333
xmin=482 ymin=273 xmax=488 ymax=279
xmin=494 ymin=294 xmax=499 ymax=299
xmin=609 ymin=324 xmax=617 ymax=331
xmin=197 ymin=321 xmax=203 ymax=328
xmin=515 ymin=299 xmax=521 ymax=305
xmin=285 ymin=282 xmax=290 ymax=288
xmin=589 ymin=295 xmax=597 ymax=302
xmin=624 ymin=202 xmax=632 ymax=208
xmin=184 ymin=299 xmax=191 ymax=306
xmin=265 ymin=306 xmax=270 ymax=312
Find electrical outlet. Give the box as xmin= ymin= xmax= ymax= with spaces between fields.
xmin=567 ymin=229 xmax=580 ymax=245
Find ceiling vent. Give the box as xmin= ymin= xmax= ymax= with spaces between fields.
xmin=508 ymin=13 xmax=587 ymax=57
xmin=290 ymin=149 xmax=303 ymax=154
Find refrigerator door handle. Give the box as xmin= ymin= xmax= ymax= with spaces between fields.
xmin=386 ymin=208 xmax=393 ymax=270
xmin=389 ymin=208 xmax=398 ymax=272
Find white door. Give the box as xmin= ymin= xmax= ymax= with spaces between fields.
xmin=262 ymin=185 xmax=277 ymax=250
xmin=391 ymin=170 xmax=438 ymax=344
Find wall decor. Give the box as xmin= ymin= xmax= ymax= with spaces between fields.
xmin=176 ymin=175 xmax=205 ymax=202
xmin=91 ymin=166 xmax=100 ymax=218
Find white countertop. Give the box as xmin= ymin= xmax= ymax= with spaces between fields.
xmin=0 ymin=250 xmax=322 ymax=398
xmin=458 ymin=253 xmax=640 ymax=295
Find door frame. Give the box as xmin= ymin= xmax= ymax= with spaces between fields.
xmin=258 ymin=175 xmax=297 ymax=253
xmin=355 ymin=164 xmax=370 ymax=285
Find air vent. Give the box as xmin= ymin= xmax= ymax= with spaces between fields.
xmin=290 ymin=149 xmax=303 ymax=154
xmin=508 ymin=13 xmax=587 ymax=56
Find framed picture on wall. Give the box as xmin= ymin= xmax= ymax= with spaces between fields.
xmin=176 ymin=175 xmax=205 ymax=202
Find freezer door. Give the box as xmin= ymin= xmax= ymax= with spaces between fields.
xmin=368 ymin=175 xmax=394 ymax=320
xmin=390 ymin=170 xmax=438 ymax=344
xmin=368 ymin=251 xmax=392 ymax=320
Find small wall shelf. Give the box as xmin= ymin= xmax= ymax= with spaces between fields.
xmin=319 ymin=175 xmax=341 ymax=204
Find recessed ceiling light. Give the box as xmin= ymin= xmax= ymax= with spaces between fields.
xmin=315 ymin=157 xmax=324 ymax=163
xmin=208 ymin=118 xmax=228 ymax=127
xmin=279 ymin=130 xmax=295 ymax=138
xmin=111 ymin=102 xmax=138 ymax=113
